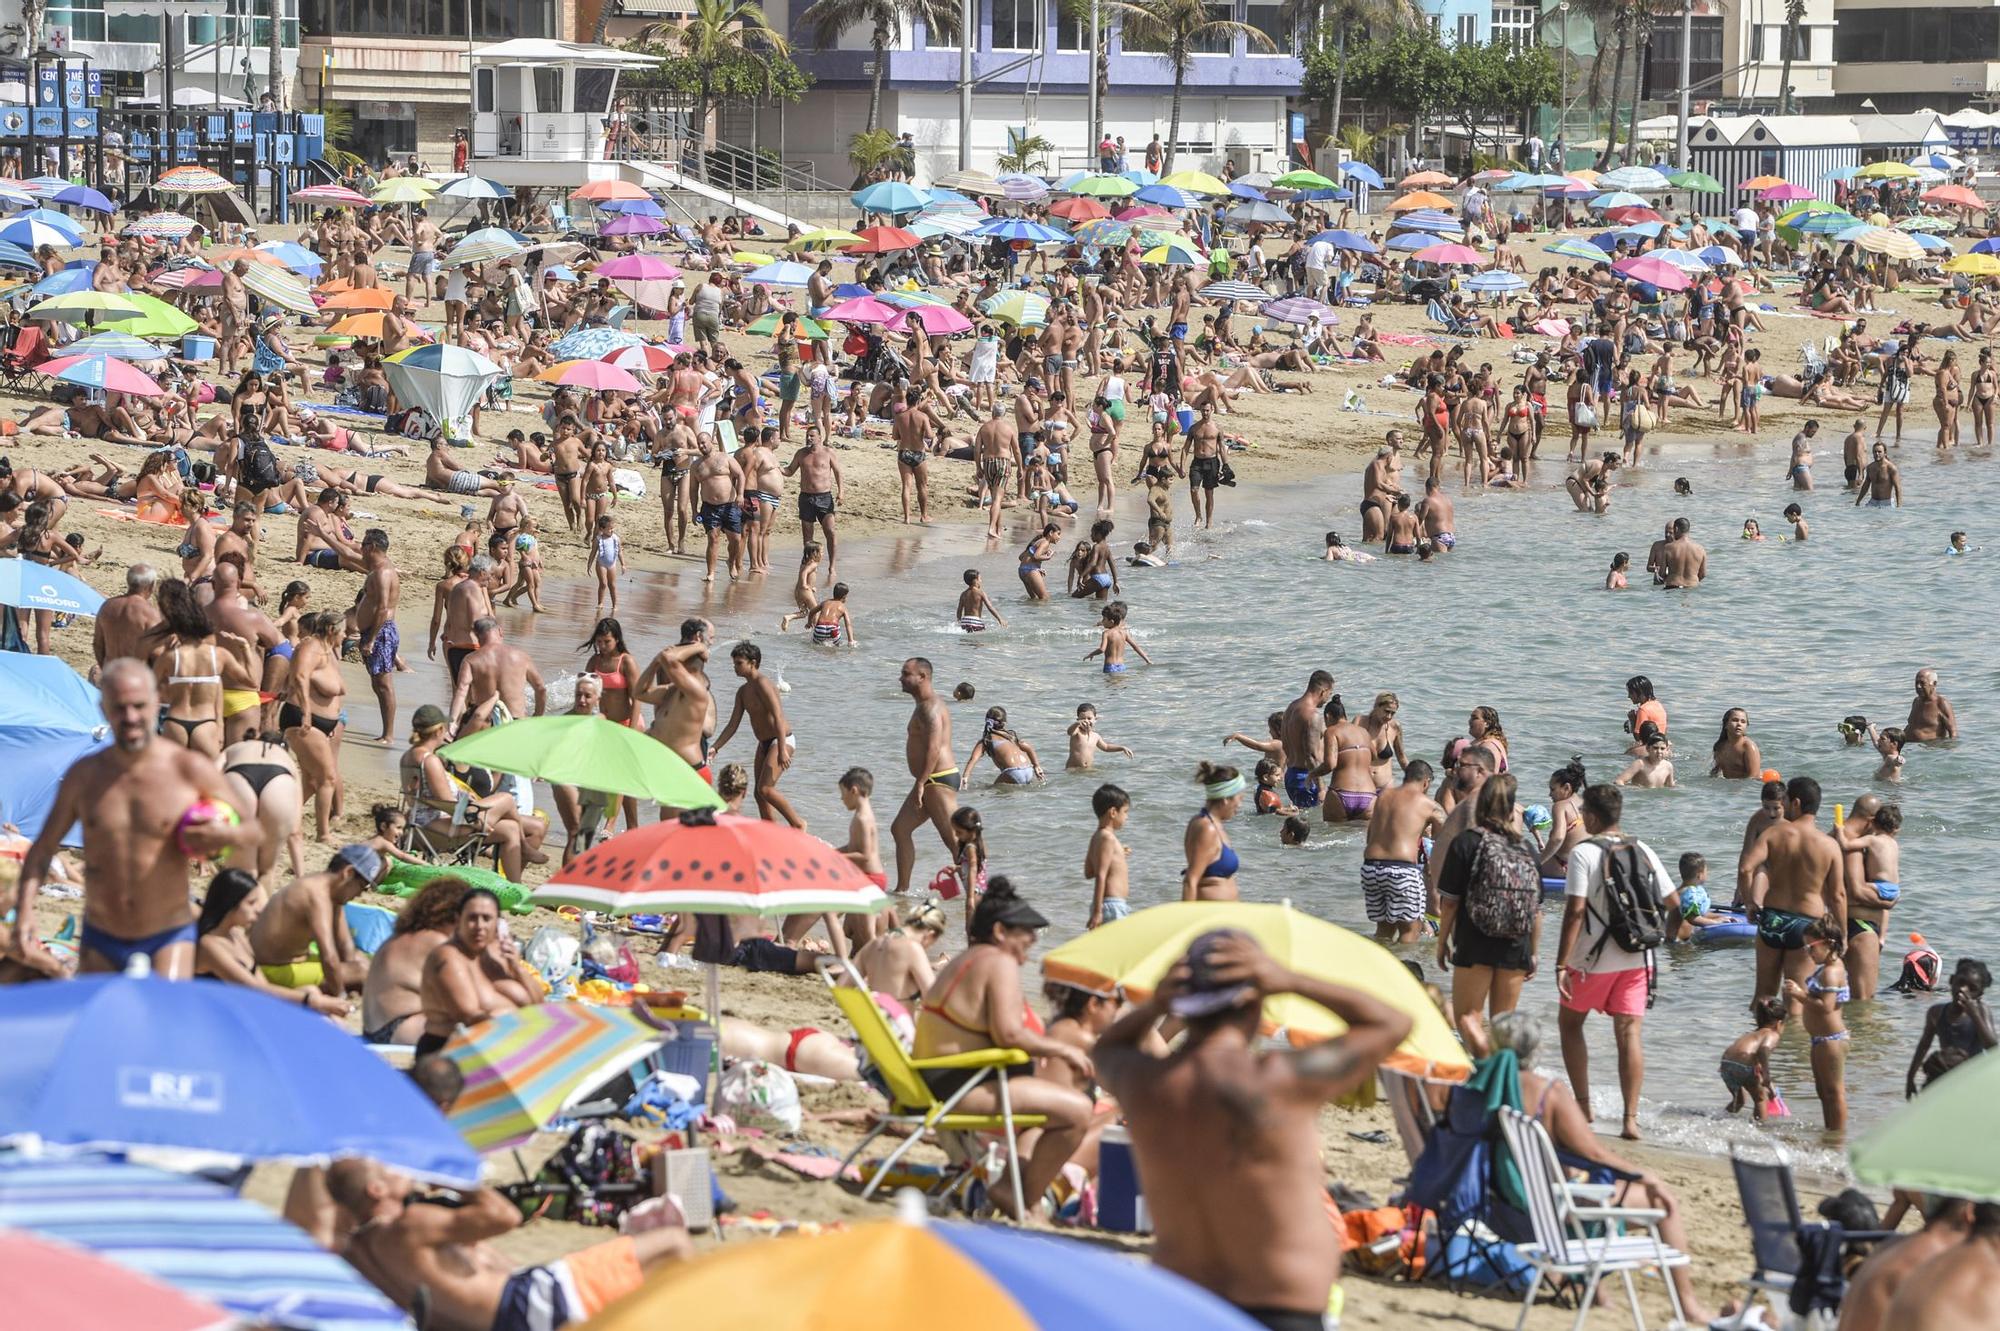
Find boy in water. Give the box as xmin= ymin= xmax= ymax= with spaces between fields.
xmin=1280 ymin=815 xmax=1311 ymax=845
xmin=1868 ymin=724 xmax=1907 ymax=782
xmin=1720 ymin=996 xmax=1786 ymax=1121
xmin=1670 ymin=851 xmax=1730 ymax=941
xmin=955 ymin=568 xmax=1007 ymax=633
xmin=1085 ymin=601 xmax=1152 ymax=674
xmin=1065 ymin=702 xmax=1134 ymax=770
xmin=1785 ymin=503 xmax=1808 ymax=541
xmin=1144 ymin=472 xmax=1175 ymax=556
xmin=1128 ymin=541 xmax=1166 ymax=568
xmin=1613 ymin=728 xmax=1676 ymax=787
xmin=780 ymin=581 xmax=856 ymax=647
xmin=1252 ymin=758 xmax=1296 ymax=816
xmin=836 ymin=767 xmax=886 ymax=891
xmin=1083 ymin=783 xmax=1131 ymax=928
xmin=711 ymin=642 xmax=804 ymax=829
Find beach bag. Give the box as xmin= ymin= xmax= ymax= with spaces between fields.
xmin=239 ymin=435 xmax=282 ymax=494
xmin=1631 ymin=403 xmax=1657 ymax=433
xmin=1573 ymin=403 xmax=1598 ymax=430
xmin=1464 ymin=829 xmax=1541 ymax=940
xmin=717 ymin=1060 xmax=802 ymax=1134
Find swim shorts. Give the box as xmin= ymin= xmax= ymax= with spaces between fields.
xmin=1756 ymin=906 xmax=1812 ymax=951
xmin=1099 ymin=895 xmax=1132 ymax=923
xmin=492 ymin=1237 xmax=643 ymax=1331
xmin=363 ymin=620 xmax=400 ymax=677
xmin=697 ymin=500 xmax=743 ymax=533
xmin=1361 ymin=858 xmax=1425 ymax=924
xmin=1561 ymin=967 xmax=1647 ymax=1017
xmin=1282 ymin=765 xmax=1321 ymax=809
xmin=1190 ymin=455 xmax=1221 ymax=489
xmin=797 ymin=490 xmax=835 ymax=522
xmin=449 ymin=469 xmax=481 ymax=495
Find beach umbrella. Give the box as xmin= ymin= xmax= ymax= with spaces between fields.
xmin=1924 ymin=183 xmax=1983 ymax=210
xmin=61 ymin=331 xmax=166 ymax=360
xmin=970 ymin=217 xmax=1068 ymax=244
xmin=1263 ymin=296 xmax=1333 ymax=325
xmin=822 ymin=295 xmax=902 ymax=325
xmin=209 ymin=244 xmax=286 ymax=268
xmin=981 ymin=289 xmax=1050 ymax=327
xmin=1 ymin=1230 xmax=236 ymax=1331
xmin=1646 ymin=248 xmax=1711 ymax=272
xmin=595 ymin=253 xmax=681 ymax=281
xmin=438 ymin=174 xmax=510 ymax=201
xmin=28 ymin=265 xmax=96 ymax=299
xmin=1048 ymin=196 xmax=1109 ymax=222
xmin=1121 ymin=167 xmax=1162 ymax=187
xmin=0 ymin=972 xmax=479 ymax=1181
xmin=0 ymin=241 xmax=38 ymax=270
xmin=369 ymin=177 xmax=437 ymax=205
xmin=1897 ymin=215 xmax=1954 ymax=232
xmin=1837 ymin=225 xmax=1925 ymax=260
xmin=1070 ymin=173 xmax=1139 ymax=198
xmin=1612 ymin=255 xmax=1692 ymax=289
xmin=42 ymin=184 xmax=113 ymax=212
xmin=550 ymin=326 xmax=644 ymax=359
xmin=1466 ymin=270 xmax=1528 ymax=295
xmin=1698 ymin=245 xmax=1739 ymax=268
xmin=1223 ymin=201 xmax=1290 ymax=226
xmin=1909 ymin=151 xmax=1963 ymax=171
xmin=599 ymin=343 xmax=678 ymax=374
xmin=1739 ymin=173 xmax=1789 ymax=191
xmin=933 ymin=168 xmax=1004 ymax=196
xmin=1274 ymin=168 xmax=1336 ymax=191
xmin=1787 ymin=210 xmax=1861 ymax=235
xmin=1155 ymin=170 xmax=1227 ymax=196
xmin=1516 ymin=172 xmax=1574 ymax=190
xmin=438 ymin=714 xmax=719 ymax=810
xmin=322 ymin=287 xmax=397 ymax=312
xmin=1760 ymin=182 xmax=1819 ymax=202
xmin=329 ymin=312 xmax=407 ymax=340
xmin=1227 ymin=181 xmax=1268 ymax=201
xmin=1197 ymin=279 xmax=1272 ymax=304
xmin=0 ymin=181 xmax=38 ymax=209
xmin=1589 ymin=190 xmax=1649 ymax=211
xmin=1385 ymin=210 xmax=1463 ymax=234
xmin=889 ymin=304 xmax=973 ymax=336
xmin=911 ymin=212 xmax=983 ymax=239
xmin=239 ymin=263 xmax=316 ymax=314
xmin=743 ymin=260 xmax=815 ymax=287
xmin=600 ymin=213 xmax=667 ymax=238
xmin=124 ymin=211 xmax=200 ymax=239
xmin=1385 ymin=231 xmax=1438 ymax=251
xmin=444 ymin=1003 xmax=676 ymax=1153
xmin=385 ymin=342 xmax=505 ymax=432
xmin=1945 ymin=252 xmax=2000 ymax=275
xmin=1314 ymin=229 xmax=1378 ymax=254
xmin=787 ymin=227 xmax=864 ymax=252
xmin=1411 ymin=242 xmax=1483 ymax=267
xmin=1668 ymin=170 xmax=1722 ymax=192
xmin=583 ymin=1205 xmax=1263 ymax=1331
xmin=1603 ymin=204 xmax=1665 ymax=225
xmin=998 ymin=174 xmax=1051 ymax=203
xmin=289 ymin=184 xmax=369 ymax=207
xmin=1072 ymin=218 xmax=1133 ymax=247
xmin=39 ymin=352 xmax=164 ymax=396
xmin=597 ymin=198 xmax=668 ymax=219
xmin=851 ymin=180 xmax=929 ymax=215
xmin=844 ymin=226 xmax=922 ymax=254
xmin=1598 ymin=165 xmax=1671 ymax=191
xmin=154 ymin=165 xmax=232 ymax=194
xmin=1339 ymin=161 xmax=1386 ymax=189
xmin=1852 ymin=1050 xmax=2000 ymax=1202
xmin=1043 ymin=900 xmax=1469 ymax=1075
xmin=1909 ymin=231 xmax=1952 ymax=253
xmin=1115 ymin=204 xmax=1177 ymax=224
xmin=0 ymin=217 xmax=80 ymax=249
xmin=537 ymin=810 xmax=884 ymax=916
xmin=746 ymin=311 xmax=831 ymax=339
xmin=1973 ymin=237 xmax=2000 ymax=255
xmin=1133 ymin=183 xmax=1201 ymax=210
xmin=443 ymin=226 xmax=525 ymax=267
xmin=1822 ymin=165 xmax=1860 ymax=185
xmin=918 ymin=188 xmax=983 ymax=215
xmin=0 ymin=651 xmax=107 ymax=846
xmin=0 ymin=1154 xmax=409 ymax=1331
xmin=1857 ymin=160 xmax=1920 ymax=180
xmin=1398 ymin=169 xmax=1456 ymax=188
xmin=537 ymin=358 xmax=645 ymax=393
xmin=1548 ymin=237 xmax=1608 ymax=262
xmin=254 ymin=240 xmax=323 ymax=276
xmin=1389 ymin=190 xmax=1453 ymax=214
xmin=571 ymin=179 xmax=650 ymax=202
xmin=1141 ymin=239 xmax=1203 ymax=266
xmin=97 ymin=293 xmax=197 ymax=339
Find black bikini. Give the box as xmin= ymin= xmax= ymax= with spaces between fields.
xmin=229 ymin=762 xmax=290 ymax=798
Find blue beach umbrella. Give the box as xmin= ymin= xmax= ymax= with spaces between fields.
xmin=0 ymin=972 xmax=480 ymax=1182
xmin=385 ymin=343 xmax=505 ymax=432
xmin=1598 ymin=164 xmax=1671 ymax=191
xmin=1226 ymin=181 xmax=1268 ymax=201
xmin=1972 ymin=237 xmax=2000 ymax=255
xmin=852 ymin=180 xmax=929 ymax=215
xmin=45 ymin=184 xmax=113 ymax=212
xmin=0 ymin=241 xmax=36 ymax=270
xmin=1389 ymin=210 xmax=1464 ymax=235
xmin=438 ymin=174 xmax=511 ymax=201
xmin=0 ymin=217 xmax=79 ymax=249
xmin=1385 ymin=231 xmax=1435 ymax=251
xmin=1546 ymin=237 xmax=1608 ymax=261
xmin=1119 ymin=167 xmax=1160 ymax=187
xmin=1466 ymin=270 xmax=1528 ymax=294
xmin=1590 ymin=190 xmax=1649 ymax=210
xmin=255 ymin=240 xmax=323 ymax=276
xmin=0 ymin=653 xmax=107 ymax=842
xmin=549 ymin=326 xmax=643 ymax=360
xmin=744 ymin=260 xmax=815 ymax=286
xmin=1698 ymin=245 xmax=1740 ymax=267
xmin=28 ymin=263 xmax=95 ymax=298
xmin=597 ymin=197 xmax=667 ymax=217
xmin=11 ymin=207 xmax=84 ymax=240
xmin=1133 ymin=183 xmax=1200 ymax=210
xmin=61 ymin=331 xmax=167 ymax=359
xmin=1824 ymin=165 xmax=1860 ymax=184
xmin=1312 ymin=229 xmax=1378 ymax=253
xmin=1340 ymin=161 xmax=1385 ymax=189
xmin=1910 ymin=231 xmax=1951 ymax=252
xmin=971 ymin=216 xmax=1069 ymax=243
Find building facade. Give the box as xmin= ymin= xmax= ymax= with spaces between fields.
xmin=5 ymin=0 xmax=300 ymax=108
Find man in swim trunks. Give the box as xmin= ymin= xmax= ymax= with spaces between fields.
xmin=1854 ymin=441 xmax=1902 ymax=508
xmin=1738 ymin=775 xmax=1843 ymax=1008
xmin=1181 ymin=403 xmax=1226 ymax=530
xmin=92 ymin=563 xmax=162 ymax=674
xmin=356 ymin=529 xmax=402 ymax=743
xmin=1416 ymin=476 xmax=1456 ymax=551
xmin=1279 ymin=670 xmax=1333 ymax=811
xmin=10 ymin=659 xmax=259 ymax=979
xmin=445 ymin=616 xmax=546 ymax=740
xmin=1362 ymin=760 xmax=1442 ymax=943
xmin=1838 ymin=794 xmax=1902 ymax=999
xmin=1904 ymin=668 xmax=1958 ymax=741
xmin=890 ymin=657 xmax=959 ymax=894
xmin=783 ymin=424 xmax=843 ymax=580
xmin=636 ymin=619 xmax=718 ymax=797
xmin=711 ymin=641 xmax=805 ymax=829
xmin=1655 ymin=516 xmax=1706 ymax=588
xmin=690 ymin=431 xmax=746 ymax=585
xmin=248 ymin=843 xmax=382 ymax=999
xmin=438 ymin=554 xmax=496 ymax=684
xmin=423 ymin=439 xmax=506 ymax=498
xmin=329 ymin=1157 xmax=689 ymax=1331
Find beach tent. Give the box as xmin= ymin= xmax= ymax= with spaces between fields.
xmin=0 ymin=653 xmax=106 ymax=842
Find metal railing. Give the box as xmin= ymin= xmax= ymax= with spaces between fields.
xmin=609 ymin=126 xmax=847 ymax=227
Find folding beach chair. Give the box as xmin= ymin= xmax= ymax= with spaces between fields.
xmin=1499 ymin=1106 xmax=1690 ymax=1330
xmin=1427 ymin=297 xmax=1477 ymax=337
xmin=1379 ymin=1065 xmax=1442 ymax=1168
xmin=817 ymin=959 xmax=1046 ymax=1212
xmin=1729 ymin=1151 xmax=1891 ymax=1320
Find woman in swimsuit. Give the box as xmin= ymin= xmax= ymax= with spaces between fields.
xmin=1086 ymin=395 xmax=1120 ymax=517
xmin=912 ymin=879 xmax=1095 ymax=1220
xmin=195 ymin=868 xmax=349 ymax=1014
xmin=221 ymin=732 xmax=304 ymax=881
xmin=1360 ymin=692 xmax=1406 ymax=790
xmin=282 ymin=611 xmax=347 ymax=842
xmin=1539 ymin=757 xmax=1587 ymax=881
xmin=1017 ymin=522 xmax=1061 ymax=601
xmin=1935 ymin=348 xmax=1963 ymax=450
xmin=1972 ymin=347 xmax=1998 ymax=451
xmin=581 ymin=615 xmax=644 ymax=829
xmin=1709 ymin=707 xmax=1761 ymax=779
xmin=257 ymin=580 xmax=310 ymax=732
xmin=1319 ymin=696 xmax=1378 ymax=823
xmin=1182 ymin=760 xmax=1244 ymax=902
xmin=147 ymin=579 xmax=242 ymax=761
xmin=855 ymin=898 xmax=947 ymax=1008
xmin=1781 ymin=914 xmax=1849 ymax=1133
xmin=964 ymin=707 xmax=1045 ymax=786
xmin=1468 ymin=705 xmax=1509 ymax=772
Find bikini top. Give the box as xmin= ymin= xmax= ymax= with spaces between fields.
xmin=1198 ymin=809 xmax=1240 ymax=879
xmin=168 ymin=643 xmax=222 ymax=688
xmin=1806 ymin=964 xmax=1850 ymax=1004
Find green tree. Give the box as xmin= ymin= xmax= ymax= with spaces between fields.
xmin=1443 ymin=41 xmax=1558 ymax=158
xmin=1103 ymin=0 xmax=1274 ymax=172
xmin=847 ymin=127 xmax=901 ymax=184
xmin=1298 ymin=0 xmax=1426 ymax=144
xmin=1339 ymin=26 xmax=1456 ymax=167
xmin=632 ymin=0 xmax=790 ymax=180
xmin=796 ymin=0 xmax=959 ymax=133
xmin=1778 ymin=0 xmax=1805 ymax=115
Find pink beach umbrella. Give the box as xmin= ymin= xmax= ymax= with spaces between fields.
xmin=1759 ymin=182 xmax=1818 ymax=202
xmin=1612 ymin=255 xmax=1693 ymax=290
xmin=594 ymin=254 xmax=681 ymax=281
xmin=891 ymin=304 xmax=974 ymax=335
xmin=821 ymin=296 xmax=901 ymax=325
xmin=600 ymin=343 xmax=677 ymax=373
xmin=1411 ymin=242 xmax=1483 ymax=267
xmin=535 ymin=359 xmax=645 ymax=392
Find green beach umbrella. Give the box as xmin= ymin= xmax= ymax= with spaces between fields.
xmin=1851 ymin=1052 xmax=2000 ymax=1202
xmin=437 ymin=715 xmax=722 ymax=811
xmin=1668 ymin=170 xmax=1721 ymax=192
xmin=746 ymin=312 xmax=831 ymax=339
xmin=98 ymin=293 xmax=198 ymax=339
xmin=1273 ymin=169 xmax=1336 ymax=191
xmin=1071 ymin=174 xmax=1139 ymax=199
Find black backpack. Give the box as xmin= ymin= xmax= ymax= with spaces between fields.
xmin=239 ymin=434 xmax=282 ymax=494
xmin=1583 ymin=837 xmax=1672 ymax=1004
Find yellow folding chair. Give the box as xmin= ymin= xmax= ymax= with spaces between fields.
xmin=818 ymin=959 xmax=1046 ymax=1209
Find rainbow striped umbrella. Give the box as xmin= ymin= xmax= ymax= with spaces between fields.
xmin=240 ymin=262 xmax=316 ymax=314
xmin=444 ymin=1003 xmax=667 ymax=1151
xmin=123 ymin=211 xmax=199 ymax=239
xmin=154 ymin=165 xmax=233 ymax=195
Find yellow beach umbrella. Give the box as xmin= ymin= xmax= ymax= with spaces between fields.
xmin=372 ymin=177 xmax=440 ymax=204
xmin=1158 ymin=169 xmax=1229 ymax=196
xmin=1041 ymin=900 xmax=1472 ymax=1077
xmin=1945 ymin=253 xmax=2000 ymax=276
xmin=1856 ymin=161 xmax=1919 ymax=180
xmin=787 ymin=228 xmax=862 ymax=252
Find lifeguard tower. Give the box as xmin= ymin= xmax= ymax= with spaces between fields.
xmin=465 ymin=37 xmax=806 ymax=229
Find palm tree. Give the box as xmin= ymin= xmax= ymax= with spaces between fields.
xmin=797 ymin=0 xmax=959 ymax=134
xmin=1103 ymin=0 xmax=1273 ymax=172
xmin=847 ymin=126 xmax=901 ymax=185
xmin=997 ymin=133 xmax=1056 ymax=173
xmin=1777 ymin=0 xmax=1805 ymax=114
xmin=1588 ymin=0 xmax=1637 ymax=167
xmin=1310 ymin=0 xmax=1425 ymax=143
xmin=635 ymin=0 xmax=789 ymax=180
xmin=263 ymin=0 xmax=288 ymax=111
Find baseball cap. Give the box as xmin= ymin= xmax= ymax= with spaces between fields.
xmin=1167 ymin=929 xmax=1258 ymax=1020
xmin=412 ymin=703 xmax=448 ymax=732
xmin=333 ymin=843 xmax=385 ymax=884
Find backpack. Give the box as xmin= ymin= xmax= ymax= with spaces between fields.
xmin=238 ymin=434 xmax=282 ymax=494
xmin=1583 ymin=837 xmax=1671 ymax=958
xmin=1464 ymin=829 xmax=1541 ymax=940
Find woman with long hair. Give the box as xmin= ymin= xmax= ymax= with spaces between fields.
xmin=1710 ymin=707 xmax=1761 ymax=779
xmin=965 ymin=706 xmax=1045 ymax=786
xmin=1784 ymin=914 xmax=1850 ymax=1133
xmin=1434 ymin=772 xmax=1538 ymax=1056
xmin=196 ymin=869 xmax=347 ymax=1015
xmin=147 ymin=578 xmax=247 ymax=761
xmin=1468 ymin=705 xmax=1508 ymax=772
xmin=282 ymin=611 xmax=347 ymax=840
xmin=359 ymin=875 xmax=477 ymax=1046
xmin=1360 ymin=692 xmax=1406 ymax=790
xmin=1319 ymin=695 xmax=1379 ymax=823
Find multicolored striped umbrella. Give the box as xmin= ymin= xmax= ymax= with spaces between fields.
xmin=1198 ymin=280 xmax=1273 ymax=304
xmin=60 ymin=332 xmax=167 ymax=360
xmin=0 ymin=1154 xmax=410 ymax=1331
xmin=1140 ymin=238 xmax=1203 ymax=265
xmin=241 ymin=263 xmax=316 ymax=314
xmin=549 ymin=326 xmax=643 ymax=360
xmin=534 ymin=811 xmax=887 ymax=915
xmin=969 ymin=216 xmax=1068 ymax=244
xmin=154 ymin=165 xmax=233 ymax=194
xmin=997 ymin=173 xmax=1051 ymax=202
xmin=1264 ymin=296 xmax=1334 ymax=325
xmin=981 ymin=288 xmax=1049 ymax=327
xmin=444 ymin=1002 xmax=669 ymax=1151
xmin=123 ymin=211 xmax=199 ymax=239
xmin=289 ymin=184 xmax=370 ymax=207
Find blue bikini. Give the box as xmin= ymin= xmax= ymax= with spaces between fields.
xmin=1200 ymin=809 xmax=1240 ymax=880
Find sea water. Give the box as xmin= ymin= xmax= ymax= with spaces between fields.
xmin=462 ymin=435 xmax=1999 ymax=1164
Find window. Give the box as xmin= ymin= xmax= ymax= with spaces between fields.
xmin=47 ymin=0 xmax=106 ymax=42
xmin=1056 ymin=6 xmax=1089 ymax=50
xmin=1191 ymin=1 xmax=1235 ymax=53
xmin=1832 ymin=9 xmax=1993 ymax=62
xmin=1245 ymin=0 xmax=1288 ymax=52
xmin=991 ymin=0 xmax=1037 ymax=50
xmin=1455 ymin=12 xmax=1477 ymax=44
xmin=532 ymin=65 xmax=562 ymax=113
xmin=1751 ymin=23 xmax=1813 ymax=62
xmin=1490 ymin=3 xmax=1534 ymax=50
xmin=475 ymin=67 xmax=495 ymax=112
xmin=299 ymin=0 xmax=551 ymax=39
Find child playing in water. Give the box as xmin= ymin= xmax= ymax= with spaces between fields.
xmin=955 ymin=568 xmax=1007 ymax=633
xmin=716 ymin=764 xmax=749 ymax=813
xmin=1325 ymin=531 xmax=1376 ymax=564
xmin=1279 ymin=815 xmax=1311 ymax=846
xmin=1085 ymin=600 xmax=1152 ymax=674
xmin=1907 ymin=959 xmax=1998 ymax=1096
xmin=1252 ymin=758 xmax=1296 ymax=816
xmin=1144 ymin=472 xmax=1175 ymax=555
xmin=1670 ymin=851 xmax=1730 ymax=941
xmin=1742 ymin=518 xmax=1765 ymax=542
xmin=502 ymin=516 xmax=545 ymax=611
xmin=1783 ymin=503 xmax=1807 ymax=541
xmin=1065 ymin=702 xmax=1134 ymax=770
xmin=836 ymin=767 xmax=886 ymax=891
xmin=1128 ymin=541 xmax=1166 ymax=568
xmin=946 ymin=806 xmax=989 ymax=931
xmin=1947 ymin=529 xmax=1973 ymax=555
xmin=781 ymin=581 xmax=855 ymax=647
xmin=1867 ymin=723 xmax=1906 ymax=782
xmin=1720 ymin=996 xmax=1786 ymax=1122
xmin=1605 ymin=552 xmax=1629 ymax=589
xmin=789 ymin=542 xmax=822 ymax=613
xmin=1083 ymin=783 xmax=1131 ymax=928
xmin=1614 ymin=728 xmax=1676 ymax=787
xmin=592 ymin=513 xmax=624 ymax=613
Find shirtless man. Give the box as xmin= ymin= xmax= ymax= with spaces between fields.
xmin=1416 ymin=476 xmax=1456 ymax=552
xmin=446 ymin=617 xmax=545 ymax=738
xmin=1838 ymin=1197 xmax=1977 ymax=1331
xmin=1279 ymin=670 xmax=1334 ymax=812
xmin=1096 ymin=931 xmax=1410 ymax=1329
xmin=405 ymin=211 xmax=440 ymax=303
xmin=739 ymin=427 xmax=786 ymax=575
xmin=889 ymin=657 xmax=958 ymax=894
xmin=1012 ymin=379 xmax=1045 ymax=499
xmin=1383 ymin=494 xmax=1422 ymax=554
xmin=10 ymin=660 xmax=259 ymax=979
xmin=972 ymin=406 xmax=1016 ymax=539
xmin=438 ymin=555 xmax=495 ymax=683
xmin=1453 ymin=391 xmax=1493 ymax=486
xmin=782 ymin=424 xmax=843 ymax=577
xmin=1181 ymin=404 xmax=1225 ymax=529
xmin=1362 ymin=760 xmax=1442 ymax=943
xmin=91 ymin=563 xmax=161 ymax=673
xmin=690 ymin=433 xmax=745 ymax=583
xmin=1738 ymin=775 xmax=1844 ymax=1006
xmin=1361 ymin=437 xmax=1405 ymax=510
xmin=890 ymin=390 xmax=938 ymax=525
xmin=637 ymin=619 xmax=718 ymax=792
xmin=356 ymin=530 xmax=402 ymax=742
xmin=710 ymin=641 xmax=803 ymax=828
xmin=1878 ymin=1204 xmax=2000 ymax=1331
xmin=1842 ymin=419 xmax=1867 ymax=491
xmin=1655 ymin=517 xmax=1706 ymax=588
xmin=1839 ymin=794 xmax=1902 ymax=1000
xmin=248 ymin=844 xmax=382 ymax=999
xmin=423 ymin=439 xmax=506 ymax=500
xmin=1904 ymin=668 xmax=1958 ymax=741
xmin=1855 ymin=441 xmax=1902 ymax=508
xmin=328 ymin=1158 xmax=688 ymax=1331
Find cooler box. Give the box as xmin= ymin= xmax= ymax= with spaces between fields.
xmin=182 ymin=334 xmax=216 ymax=361
xmin=1096 ymin=1125 xmax=1151 ymax=1233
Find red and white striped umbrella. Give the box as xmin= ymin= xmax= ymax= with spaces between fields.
xmin=600 ymin=343 xmax=676 ymax=373
xmin=290 ymin=183 xmax=371 ymax=208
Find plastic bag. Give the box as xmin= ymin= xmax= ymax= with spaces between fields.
xmin=524 ymin=926 xmax=581 ymax=998
xmin=717 ymin=1059 xmax=802 ymax=1134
